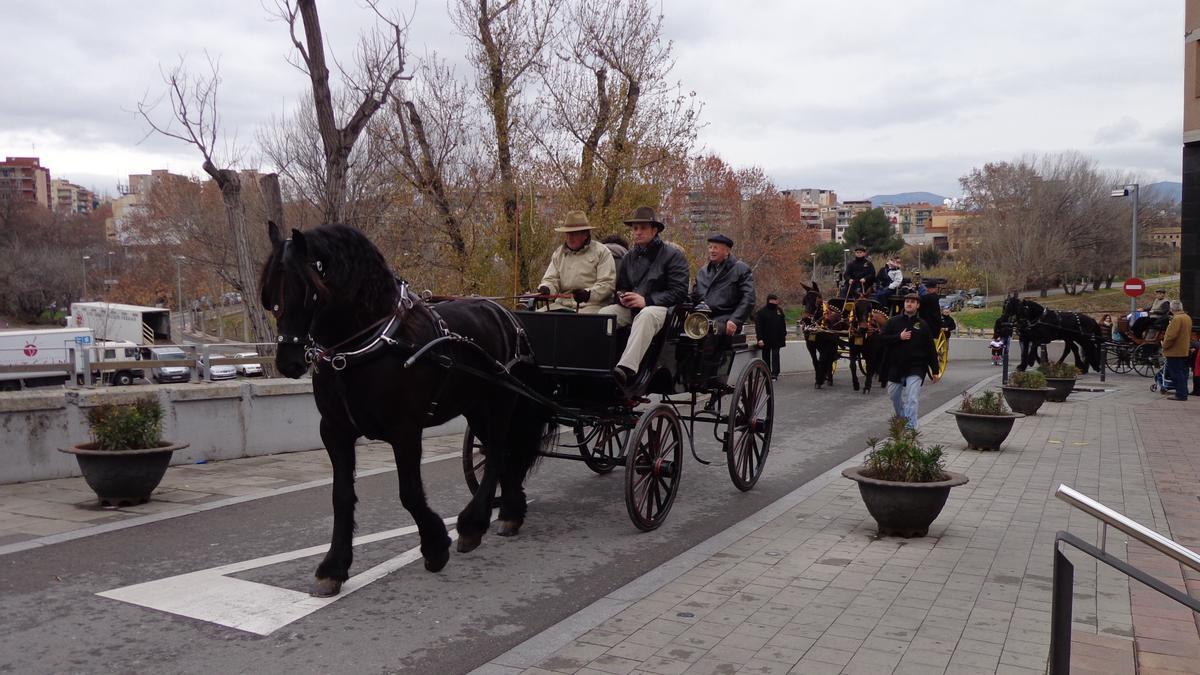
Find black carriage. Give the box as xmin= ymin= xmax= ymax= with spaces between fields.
xmin=461 ymin=305 xmax=774 ymax=531
xmin=1104 ymin=315 xmax=1166 ymax=377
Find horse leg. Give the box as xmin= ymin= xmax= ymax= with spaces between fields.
xmin=456 ymin=407 xmax=508 ymax=553
xmin=390 ymin=426 xmax=452 ymax=573
xmin=312 ymin=418 xmax=359 ymax=597
xmin=849 ymin=345 xmax=861 ymax=391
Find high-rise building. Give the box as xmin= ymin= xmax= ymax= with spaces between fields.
xmin=1184 ymin=1 xmax=1200 ymax=315
xmin=50 ymin=179 xmax=95 ymax=214
xmin=0 ymin=156 xmax=52 ymax=208
xmin=782 ymin=188 xmax=837 ymax=207
xmin=107 ymin=169 xmax=190 ymax=244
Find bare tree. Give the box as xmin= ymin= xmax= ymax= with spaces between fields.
xmin=452 ymin=0 xmax=563 ymax=292
xmin=137 ymin=57 xmax=274 ymax=344
xmin=270 ymin=0 xmax=410 ymax=224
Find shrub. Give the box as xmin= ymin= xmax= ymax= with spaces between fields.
xmin=1007 ymin=370 xmax=1047 ymax=389
xmin=959 ymin=390 xmax=1009 ymax=415
xmin=86 ymin=399 xmax=164 ymax=451
xmin=1037 ymin=362 xmax=1079 ymax=379
xmin=862 ymin=417 xmax=948 ymax=483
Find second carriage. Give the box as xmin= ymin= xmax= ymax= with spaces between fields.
xmin=460 ymin=304 xmax=775 ymax=532
xmin=1103 ymin=315 xmax=1165 ymax=377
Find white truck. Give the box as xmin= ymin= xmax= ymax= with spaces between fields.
xmin=0 ymin=327 xmax=147 ymax=390
xmin=69 ymin=302 xmax=172 ymax=346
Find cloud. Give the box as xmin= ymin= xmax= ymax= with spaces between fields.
xmin=1094 ymin=117 xmax=1142 ymax=145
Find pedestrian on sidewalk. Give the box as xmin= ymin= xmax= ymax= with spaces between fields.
xmin=877 ymin=293 xmax=941 ymax=429
xmin=1162 ymin=300 xmax=1193 ymax=401
xmin=754 ymin=293 xmax=787 ymax=380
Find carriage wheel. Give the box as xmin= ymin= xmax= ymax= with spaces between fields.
xmin=575 ymin=422 xmax=630 ymax=474
xmin=1104 ymin=345 xmax=1130 ymax=374
xmin=623 ymin=404 xmax=684 ymax=532
xmin=461 ymin=425 xmax=486 ymax=495
xmin=935 ymin=331 xmax=950 ymax=375
xmin=1132 ymin=343 xmax=1163 ymax=378
xmin=725 ymin=359 xmax=774 ymax=492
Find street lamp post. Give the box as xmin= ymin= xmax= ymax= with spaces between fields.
xmin=917 ymin=241 xmax=926 ymax=270
xmin=81 ymin=255 xmax=91 ymax=299
xmin=1111 ymin=184 xmax=1140 ymax=314
xmin=810 ymin=252 xmax=817 ymax=283
xmin=174 ymin=256 xmax=185 ymax=315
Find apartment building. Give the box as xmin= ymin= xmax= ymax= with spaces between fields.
xmin=50 ymin=179 xmax=95 ymax=214
xmin=1185 ymin=0 xmax=1200 ymax=313
xmin=0 ymin=156 xmax=52 ymax=208
xmin=782 ymin=188 xmax=838 ymax=207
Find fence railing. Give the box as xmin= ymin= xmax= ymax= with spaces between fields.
xmin=1049 ymin=484 xmax=1200 ymax=674
xmin=1 ymin=342 xmax=279 ymax=388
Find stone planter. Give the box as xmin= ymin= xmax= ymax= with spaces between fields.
xmin=843 ymin=466 xmax=968 ymax=537
xmin=59 ymin=441 xmax=187 ymax=507
xmin=1001 ymin=386 xmax=1051 ymax=416
xmin=947 ymin=411 xmax=1024 ymax=451
xmin=1043 ymin=377 xmax=1077 ymax=402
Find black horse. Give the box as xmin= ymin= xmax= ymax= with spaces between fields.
xmin=799 ymin=282 xmax=841 ymax=389
xmin=1000 ymin=295 xmax=1102 ymax=373
xmin=847 ymin=297 xmax=887 ymax=394
xmin=260 ymin=222 xmax=554 ymax=597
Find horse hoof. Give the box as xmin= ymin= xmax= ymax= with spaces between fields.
xmin=495 ymin=520 xmax=522 ymax=537
xmin=424 ymin=548 xmax=450 ymax=573
xmin=457 ymin=534 xmax=482 ymax=553
xmin=310 ymin=578 xmax=343 ymax=598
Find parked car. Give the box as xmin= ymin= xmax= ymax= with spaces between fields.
xmin=966 ymin=295 xmax=987 ymax=309
xmin=234 ymin=352 xmax=264 ymax=377
xmin=200 ymin=355 xmax=237 ymax=381
xmin=962 ymin=288 xmax=981 ymax=298
xmin=939 ymin=292 xmax=966 ymax=312
xmin=148 ymin=346 xmax=192 ymax=384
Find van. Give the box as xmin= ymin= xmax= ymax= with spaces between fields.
xmin=148 ymin=346 xmax=192 ymax=384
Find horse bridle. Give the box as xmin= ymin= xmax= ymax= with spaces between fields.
xmin=271 ymin=241 xmax=323 ymax=350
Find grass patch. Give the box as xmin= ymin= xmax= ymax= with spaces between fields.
xmin=955 ymin=307 xmax=1002 ymax=330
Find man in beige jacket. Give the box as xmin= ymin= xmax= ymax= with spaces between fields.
xmin=1161 ymin=300 xmax=1193 ymax=401
xmin=536 ymin=210 xmax=615 ymax=313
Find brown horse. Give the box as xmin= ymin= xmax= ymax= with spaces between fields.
xmin=847 ymin=298 xmax=889 ymax=394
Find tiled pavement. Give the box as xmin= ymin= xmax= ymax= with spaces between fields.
xmin=3 ymin=373 xmax=1199 ymax=674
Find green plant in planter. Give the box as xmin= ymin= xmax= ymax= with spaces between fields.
xmin=1007 ymin=370 xmax=1047 ymax=389
xmin=87 ymin=399 xmax=164 ymax=450
xmin=959 ymin=390 xmax=1009 ymax=415
xmin=1037 ymin=362 xmax=1079 ymax=379
xmin=862 ymin=417 xmax=949 ymax=483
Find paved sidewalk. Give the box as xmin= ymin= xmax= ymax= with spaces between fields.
xmin=0 ymin=435 xmax=463 ymax=554
xmin=474 ymin=372 xmax=1200 ymax=675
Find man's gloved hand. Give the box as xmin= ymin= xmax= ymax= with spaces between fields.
xmin=537 ymin=285 xmax=551 ymax=295
xmin=572 ymin=289 xmax=591 ymax=303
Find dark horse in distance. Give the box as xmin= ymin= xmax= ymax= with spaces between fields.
xmin=1001 ymin=294 xmax=1102 ymax=373
xmin=260 ymin=222 xmax=554 ymax=597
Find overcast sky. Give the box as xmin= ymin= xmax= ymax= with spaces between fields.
xmin=1 ymin=0 xmax=1182 ymax=200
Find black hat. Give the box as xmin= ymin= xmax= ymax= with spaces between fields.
xmin=623 ymin=206 xmax=665 ymax=231
xmin=903 ymin=292 xmax=920 ymax=300
xmin=707 ymin=233 xmax=734 ymax=247
xmin=853 ymin=244 xmax=867 ymax=251
xmin=767 ymin=293 xmax=778 ymax=301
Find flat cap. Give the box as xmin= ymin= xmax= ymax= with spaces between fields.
xmin=707 ymin=233 xmax=734 ymax=247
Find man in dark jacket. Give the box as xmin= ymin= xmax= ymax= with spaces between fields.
xmin=754 ymin=294 xmax=787 ymax=380
xmin=601 ymin=206 xmax=690 ymax=386
xmin=691 ymin=233 xmax=755 ymax=336
xmin=876 ymin=293 xmax=941 ymax=429
xmin=842 ymin=245 xmax=875 ymax=298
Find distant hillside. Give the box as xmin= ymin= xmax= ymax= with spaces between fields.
xmin=1144 ymin=181 xmax=1181 ymax=204
xmin=864 ymin=191 xmax=948 ymax=206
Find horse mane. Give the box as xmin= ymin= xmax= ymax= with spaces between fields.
xmin=291 ymin=224 xmax=398 ymax=317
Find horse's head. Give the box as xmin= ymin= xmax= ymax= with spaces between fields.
xmin=1000 ymin=293 xmax=1020 ymax=323
xmin=260 ymin=222 xmax=331 ymax=378
xmin=800 ymin=282 xmax=822 ymax=320
xmin=1020 ymin=299 xmax=1045 ymax=322
xmin=851 ymin=298 xmax=885 ymax=334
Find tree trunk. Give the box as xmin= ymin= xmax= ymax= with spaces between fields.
xmin=205 ymin=162 xmax=273 ymax=345
xmin=578 ymin=68 xmax=609 ymax=214
xmin=259 ymin=173 xmax=286 ymax=229
xmin=600 ymin=78 xmax=640 ymax=211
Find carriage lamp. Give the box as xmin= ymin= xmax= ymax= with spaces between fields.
xmin=684 ymin=304 xmax=714 ymax=340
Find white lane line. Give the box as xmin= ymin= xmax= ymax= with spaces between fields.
xmin=98 ymin=514 xmax=469 ymax=636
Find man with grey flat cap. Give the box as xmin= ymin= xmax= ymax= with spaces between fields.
xmin=691 ymin=233 xmax=755 ymax=336
xmin=601 ymin=205 xmax=690 ymax=388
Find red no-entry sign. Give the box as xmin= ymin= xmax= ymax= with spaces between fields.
xmin=1123 ymin=277 xmax=1145 ymax=297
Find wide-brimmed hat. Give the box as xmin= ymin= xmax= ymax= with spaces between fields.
xmin=707 ymin=233 xmax=734 ymax=247
xmin=623 ymin=206 xmax=665 ymax=231
xmin=553 ymin=210 xmax=593 ymax=233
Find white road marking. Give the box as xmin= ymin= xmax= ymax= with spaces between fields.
xmin=98 ymin=513 xmax=482 ymax=636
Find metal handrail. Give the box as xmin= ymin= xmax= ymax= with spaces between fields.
xmin=1055 ymin=484 xmax=1200 ymax=572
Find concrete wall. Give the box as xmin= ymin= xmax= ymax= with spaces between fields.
xmin=0 ymin=337 xmax=1000 ymax=485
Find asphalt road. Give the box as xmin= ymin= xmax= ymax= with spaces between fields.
xmin=0 ymin=362 xmax=997 ymax=674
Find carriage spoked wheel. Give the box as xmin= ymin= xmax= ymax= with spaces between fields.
xmin=1105 ymin=344 xmax=1132 ymax=374
xmin=725 ymin=359 xmax=774 ymax=491
xmin=623 ymin=404 xmax=684 ymax=532
xmin=575 ymin=422 xmax=630 ymax=474
xmin=459 ymin=425 xmax=502 ymax=507
xmin=1132 ymin=343 xmax=1163 ymax=378
xmin=934 ymin=331 xmax=950 ymax=375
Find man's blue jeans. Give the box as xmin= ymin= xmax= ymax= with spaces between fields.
xmin=887 ymin=375 xmax=924 ymax=429
xmin=1166 ymin=356 xmax=1189 ymax=400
